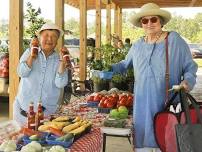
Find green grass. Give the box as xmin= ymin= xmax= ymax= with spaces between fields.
xmin=194 ymin=59 xmax=202 ymax=67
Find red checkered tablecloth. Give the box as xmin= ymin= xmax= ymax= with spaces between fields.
xmin=69 ymin=128 xmax=102 ymax=152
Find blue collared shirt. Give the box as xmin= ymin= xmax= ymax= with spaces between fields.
xmin=16 ymin=47 xmax=68 ymax=112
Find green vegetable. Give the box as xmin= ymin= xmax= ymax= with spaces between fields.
xmin=29 ymin=134 xmax=39 ymax=141
xmin=56 ymin=133 xmax=74 ymax=141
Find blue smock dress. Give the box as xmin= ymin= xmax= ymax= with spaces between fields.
xmin=112 ymin=31 xmax=198 ymax=148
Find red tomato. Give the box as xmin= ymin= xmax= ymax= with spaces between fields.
xmin=128 ymin=95 xmax=133 ymax=101
xmin=106 ymin=102 xmax=114 ymax=108
xmin=98 ymin=94 xmax=103 ymax=100
xmin=104 ymin=99 xmax=109 ymax=106
xmin=86 ymin=95 xmax=94 ymax=101
xmin=98 ymin=101 xmax=105 ymax=108
xmin=119 ymin=94 xmax=127 ymax=100
xmin=119 ymin=98 xmax=127 ymax=106
xmin=112 ymin=93 xmax=119 ymax=102
xmin=101 ymin=96 xmax=107 ymax=101
xmin=94 ymin=95 xmax=101 ymax=101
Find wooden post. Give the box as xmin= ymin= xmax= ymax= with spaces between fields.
xmin=96 ymin=0 xmax=101 ymax=48
xmin=118 ymin=6 xmax=122 ymax=40
xmin=79 ymin=0 xmax=87 ymax=91
xmin=106 ymin=3 xmax=111 ymax=44
xmin=114 ymin=4 xmax=118 ymax=36
xmin=55 ymin=0 xmax=64 ymax=51
xmin=9 ymin=0 xmax=23 ymax=119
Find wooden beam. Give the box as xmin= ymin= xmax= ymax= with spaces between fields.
xmin=9 ymin=0 xmax=23 ymax=119
xmin=117 ymin=6 xmax=122 ymax=40
xmin=55 ymin=0 xmax=64 ymax=51
xmin=106 ymin=4 xmax=111 ymax=44
xmin=96 ymin=0 xmax=101 ymax=49
xmin=189 ymin=0 xmax=197 ymax=6
xmin=79 ymin=0 xmax=87 ymax=90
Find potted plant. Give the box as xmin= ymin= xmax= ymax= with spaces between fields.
xmin=111 ymin=73 xmax=128 ymax=91
xmin=91 ymin=76 xmax=109 ymax=92
xmin=126 ymin=68 xmax=134 ymax=93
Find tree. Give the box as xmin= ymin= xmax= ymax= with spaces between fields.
xmin=24 ymin=2 xmax=45 ymax=38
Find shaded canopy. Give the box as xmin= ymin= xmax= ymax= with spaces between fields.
xmin=65 ymin=0 xmax=202 ymax=9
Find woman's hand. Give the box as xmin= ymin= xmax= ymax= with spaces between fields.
xmin=180 ymin=80 xmax=190 ymax=92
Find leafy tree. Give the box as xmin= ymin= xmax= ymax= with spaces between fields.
xmin=0 ymin=19 xmax=8 ymax=38
xmin=65 ymin=18 xmax=80 ymax=38
xmin=24 ymin=2 xmax=45 ymax=38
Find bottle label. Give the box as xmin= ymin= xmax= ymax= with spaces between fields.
xmin=30 ymin=123 xmax=35 ymax=127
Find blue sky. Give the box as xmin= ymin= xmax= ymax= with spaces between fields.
xmin=0 ymin=0 xmax=202 ymax=22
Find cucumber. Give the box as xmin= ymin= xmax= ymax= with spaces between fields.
xmin=29 ymin=134 xmax=39 ymax=141
xmin=56 ymin=133 xmax=74 ymax=142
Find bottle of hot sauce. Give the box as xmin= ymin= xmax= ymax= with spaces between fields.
xmin=35 ymin=101 xmax=44 ymax=130
xmin=27 ymin=102 xmax=35 ymax=130
xmin=31 ymin=36 xmax=39 ymax=57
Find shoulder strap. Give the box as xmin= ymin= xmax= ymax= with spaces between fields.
xmin=165 ymin=32 xmax=169 ymax=105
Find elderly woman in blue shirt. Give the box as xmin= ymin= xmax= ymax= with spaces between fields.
xmin=112 ymin=3 xmax=198 ymax=152
xmin=13 ymin=23 xmax=69 ymax=126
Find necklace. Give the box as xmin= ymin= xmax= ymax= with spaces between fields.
xmin=145 ymin=31 xmax=163 ymax=43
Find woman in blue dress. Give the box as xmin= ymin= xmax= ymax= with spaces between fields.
xmin=111 ymin=3 xmax=198 ymax=152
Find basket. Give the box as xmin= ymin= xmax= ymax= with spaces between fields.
xmin=86 ymin=101 xmax=99 ymax=107
xmin=46 ymin=134 xmax=74 ymax=148
xmin=97 ymin=107 xmax=112 ymax=113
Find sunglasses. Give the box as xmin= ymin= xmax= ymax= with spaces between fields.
xmin=141 ymin=17 xmax=158 ymax=24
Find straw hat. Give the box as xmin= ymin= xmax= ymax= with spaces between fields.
xmin=36 ymin=23 xmax=64 ymax=37
xmin=130 ymin=3 xmax=171 ymax=27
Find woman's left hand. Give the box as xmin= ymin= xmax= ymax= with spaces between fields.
xmin=180 ymin=80 xmax=190 ymax=92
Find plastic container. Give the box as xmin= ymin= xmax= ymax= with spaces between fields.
xmin=22 ymin=135 xmax=47 ymax=145
xmin=99 ymin=71 xmax=113 ymax=80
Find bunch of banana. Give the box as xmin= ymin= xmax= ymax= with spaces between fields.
xmin=62 ymin=121 xmax=82 ymax=133
xmin=68 ymin=120 xmax=92 ymax=135
xmin=72 ymin=116 xmax=81 ymax=122
xmin=52 ymin=116 xmax=69 ymax=122
xmin=38 ymin=121 xmax=71 ymax=132
xmin=69 ymin=125 xmax=86 ymax=135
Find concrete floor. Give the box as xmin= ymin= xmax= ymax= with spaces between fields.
xmin=105 ymin=136 xmax=134 ymax=152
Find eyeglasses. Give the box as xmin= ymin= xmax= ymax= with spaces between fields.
xmin=141 ymin=17 xmax=158 ymax=24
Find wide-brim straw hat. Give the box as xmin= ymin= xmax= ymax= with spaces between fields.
xmin=36 ymin=23 xmax=64 ymax=37
xmin=130 ymin=3 xmax=171 ymax=27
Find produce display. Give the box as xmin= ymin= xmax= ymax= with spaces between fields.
xmin=109 ymin=106 xmax=129 ymax=119
xmin=0 ymin=116 xmax=93 ymax=151
xmin=86 ymin=88 xmax=134 ymax=114
xmin=0 ymin=88 xmax=133 ymax=152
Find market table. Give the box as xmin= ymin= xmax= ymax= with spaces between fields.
xmin=69 ymin=128 xmax=102 ymax=152
xmin=0 ymin=120 xmax=102 ymax=152
xmin=0 ymin=97 xmax=132 ymax=152
xmin=60 ymin=97 xmax=133 ymax=152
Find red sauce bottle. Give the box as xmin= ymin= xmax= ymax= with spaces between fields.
xmin=27 ymin=102 xmax=35 ymax=130
xmin=35 ymin=101 xmax=44 ymax=130
xmin=31 ymin=36 xmax=39 ymax=55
